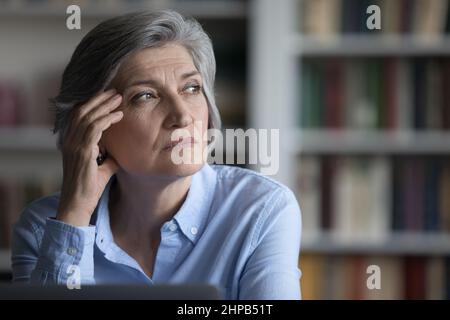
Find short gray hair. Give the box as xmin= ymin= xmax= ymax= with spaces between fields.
xmin=51 ymin=9 xmax=221 ymax=151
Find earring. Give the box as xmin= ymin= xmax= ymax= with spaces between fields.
xmin=96 ymin=152 xmax=105 ymax=165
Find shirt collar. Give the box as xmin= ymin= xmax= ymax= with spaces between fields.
xmin=92 ymin=163 xmax=217 ymax=251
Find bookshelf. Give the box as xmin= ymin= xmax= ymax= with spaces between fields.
xmin=0 ymin=0 xmax=248 ymax=274
xmin=250 ymin=0 xmax=450 ymax=299
xmin=2 ymin=0 xmax=449 ymax=299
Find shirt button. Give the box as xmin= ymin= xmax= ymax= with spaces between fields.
xmin=190 ymin=226 xmax=198 ymax=235
xmin=67 ymin=247 xmax=77 ymax=256
xmin=169 ymin=223 xmax=178 ymax=232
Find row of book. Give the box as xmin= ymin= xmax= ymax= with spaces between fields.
xmin=0 ymin=75 xmax=59 ymax=127
xmin=300 ymin=58 xmax=450 ymax=130
xmin=300 ymin=0 xmax=450 ymax=39
xmin=300 ymin=254 xmax=450 ymax=299
xmin=0 ymin=81 xmax=25 ymax=126
xmin=296 ymin=155 xmax=450 ymax=241
xmin=0 ymin=178 xmax=60 ymax=248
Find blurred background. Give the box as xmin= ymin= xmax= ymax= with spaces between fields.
xmin=0 ymin=0 xmax=450 ymax=299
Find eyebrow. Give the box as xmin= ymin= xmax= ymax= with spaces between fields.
xmin=126 ymin=70 xmax=201 ymax=88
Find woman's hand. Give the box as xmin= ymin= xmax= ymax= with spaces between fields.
xmin=56 ymin=89 xmax=124 ymax=227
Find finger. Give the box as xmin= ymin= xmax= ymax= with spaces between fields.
xmin=77 ymin=89 xmax=117 ymax=119
xmin=73 ymin=94 xmax=122 ymax=145
xmin=64 ymin=89 xmax=117 ymax=143
xmin=98 ymin=155 xmax=120 ymax=181
xmin=83 ymin=93 xmax=122 ymax=125
xmin=84 ymin=111 xmax=124 ymax=147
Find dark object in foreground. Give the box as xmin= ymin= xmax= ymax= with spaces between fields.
xmin=0 ymin=284 xmax=222 ymax=300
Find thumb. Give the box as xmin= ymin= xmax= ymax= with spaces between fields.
xmin=98 ymin=156 xmax=120 ymax=181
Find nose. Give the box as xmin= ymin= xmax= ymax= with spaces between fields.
xmin=163 ymin=93 xmax=193 ymax=129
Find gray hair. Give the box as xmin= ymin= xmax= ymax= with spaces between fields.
xmin=51 ymin=9 xmax=221 ymax=151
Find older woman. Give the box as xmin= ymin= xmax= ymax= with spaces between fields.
xmin=11 ymin=10 xmax=302 ymax=300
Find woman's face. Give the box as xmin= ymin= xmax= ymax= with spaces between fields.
xmin=102 ymin=43 xmax=209 ymax=178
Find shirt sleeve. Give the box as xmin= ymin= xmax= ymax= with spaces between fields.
xmin=238 ymin=188 xmax=302 ymax=300
xmin=12 ymin=209 xmax=96 ymax=286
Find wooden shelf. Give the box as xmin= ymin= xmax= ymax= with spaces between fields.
xmin=289 ymin=129 xmax=450 ymax=154
xmin=289 ymin=35 xmax=450 ymax=56
xmin=0 ymin=128 xmax=61 ymax=180
xmin=0 ymin=127 xmax=57 ymax=151
xmin=302 ymin=232 xmax=450 ymax=255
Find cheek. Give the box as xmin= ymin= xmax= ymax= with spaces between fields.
xmin=194 ymin=105 xmax=209 ymax=142
xmin=105 ymin=111 xmax=159 ymax=148
xmin=194 ymin=99 xmax=209 ymax=128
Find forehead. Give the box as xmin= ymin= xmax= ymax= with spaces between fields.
xmin=117 ymin=44 xmax=196 ymax=77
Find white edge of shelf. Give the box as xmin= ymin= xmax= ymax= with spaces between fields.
xmin=0 ymin=127 xmax=247 ymax=160
xmin=288 ymin=34 xmax=450 ymax=56
xmin=301 ymin=232 xmax=450 ymax=255
xmin=0 ymin=127 xmax=57 ymax=151
xmin=290 ymin=129 xmax=450 ymax=154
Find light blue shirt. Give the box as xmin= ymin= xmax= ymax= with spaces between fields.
xmin=11 ymin=164 xmax=302 ymax=299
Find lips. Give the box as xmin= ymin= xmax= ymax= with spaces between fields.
xmin=163 ymin=136 xmax=196 ymax=151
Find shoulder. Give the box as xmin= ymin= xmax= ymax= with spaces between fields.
xmin=210 ymin=164 xmax=298 ymax=206
xmin=208 ymin=165 xmax=301 ymax=242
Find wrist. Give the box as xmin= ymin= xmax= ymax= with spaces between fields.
xmin=56 ymin=210 xmax=92 ymax=227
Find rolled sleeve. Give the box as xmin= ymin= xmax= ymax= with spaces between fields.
xmin=30 ymin=218 xmax=96 ymax=285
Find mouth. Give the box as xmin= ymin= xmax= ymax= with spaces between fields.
xmin=163 ymin=136 xmax=196 ymax=151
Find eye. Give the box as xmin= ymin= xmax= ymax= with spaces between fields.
xmin=131 ymin=91 xmax=157 ymax=104
xmin=184 ymin=84 xmax=202 ymax=95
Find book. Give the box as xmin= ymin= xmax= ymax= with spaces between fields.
xmin=395 ymin=59 xmax=413 ymax=131
xmin=412 ymin=0 xmax=449 ymax=43
xmin=302 ymin=0 xmax=342 ymax=40
xmin=299 ymin=254 xmax=325 ymax=300
xmin=404 ymin=256 xmax=426 ymax=299
xmin=365 ymin=256 xmax=403 ymax=299
xmin=426 ymin=257 xmax=445 ymax=299
xmin=333 ymin=156 xmax=390 ymax=242
xmin=296 ymin=156 xmax=321 ymax=239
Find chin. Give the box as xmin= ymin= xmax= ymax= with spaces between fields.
xmin=120 ymin=146 xmax=207 ymax=178
xmin=153 ymin=162 xmax=205 ymax=178
xmin=160 ymin=144 xmax=207 ymax=177
xmin=116 ymin=159 xmax=205 ymax=180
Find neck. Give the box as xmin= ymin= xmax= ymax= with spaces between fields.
xmin=109 ymin=170 xmax=192 ymax=239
